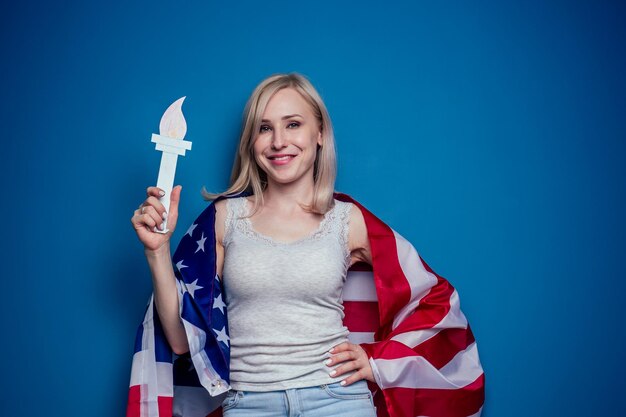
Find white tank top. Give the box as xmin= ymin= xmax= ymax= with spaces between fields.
xmin=222 ymin=196 xmax=353 ymax=391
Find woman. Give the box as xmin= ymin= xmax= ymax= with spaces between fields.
xmin=132 ymin=74 xmax=377 ymax=416
xmin=129 ymin=74 xmax=485 ymax=417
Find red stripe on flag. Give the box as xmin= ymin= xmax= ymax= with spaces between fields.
xmin=126 ymin=387 xmax=174 ymax=417
xmin=344 ymin=301 xmax=380 ymax=332
xmin=207 ymin=407 xmax=224 ymax=417
xmin=420 ymin=255 xmax=442 ymax=276
xmin=414 ymin=326 xmax=476 ymax=369
xmin=388 ymin=276 xmax=455 ymax=338
xmin=126 ymin=386 xmax=140 ymax=417
xmin=384 ymin=374 xmax=485 ymax=417
xmin=373 ymin=389 xmax=391 ymax=417
xmin=335 ymin=193 xmax=485 ymax=416
xmin=363 ymin=326 xmax=476 ymax=369
xmin=158 ymin=396 xmax=173 ymax=417
xmin=335 ymin=193 xmax=412 ymax=333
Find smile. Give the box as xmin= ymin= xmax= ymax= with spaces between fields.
xmin=267 ymin=154 xmax=296 ymax=165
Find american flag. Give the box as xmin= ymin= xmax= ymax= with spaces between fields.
xmin=127 ymin=193 xmax=485 ymax=417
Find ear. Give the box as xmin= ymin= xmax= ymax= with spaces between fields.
xmin=317 ymin=130 xmax=323 ymax=147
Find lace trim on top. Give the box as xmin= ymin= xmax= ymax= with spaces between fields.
xmin=225 ymin=197 xmax=352 ymax=261
xmin=223 ymin=197 xmax=238 ymax=245
xmin=339 ymin=202 xmax=351 ymax=266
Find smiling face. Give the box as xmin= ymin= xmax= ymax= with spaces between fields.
xmin=253 ymin=87 xmax=323 ymax=188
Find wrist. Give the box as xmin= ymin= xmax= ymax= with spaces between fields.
xmin=144 ymin=244 xmax=171 ymax=260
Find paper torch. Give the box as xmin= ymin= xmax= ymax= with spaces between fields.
xmin=151 ymin=97 xmax=192 ymax=233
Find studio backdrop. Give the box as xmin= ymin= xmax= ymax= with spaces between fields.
xmin=1 ymin=1 xmax=625 ymax=416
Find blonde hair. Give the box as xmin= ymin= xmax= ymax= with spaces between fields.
xmin=202 ymin=73 xmax=337 ymax=214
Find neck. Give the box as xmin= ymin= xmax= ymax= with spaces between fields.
xmin=262 ymin=177 xmax=315 ymax=211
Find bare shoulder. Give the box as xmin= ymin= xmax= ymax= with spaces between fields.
xmin=213 ymin=199 xmax=229 ymax=280
xmin=347 ymin=203 xmax=371 ymax=264
xmin=213 ymin=199 xmax=228 ymax=245
xmin=347 ymin=202 xmax=365 ymax=227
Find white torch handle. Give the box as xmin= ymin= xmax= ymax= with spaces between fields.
xmin=155 ymin=151 xmax=179 ymax=234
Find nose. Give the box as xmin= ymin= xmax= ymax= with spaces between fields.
xmin=271 ymin=129 xmax=286 ymax=150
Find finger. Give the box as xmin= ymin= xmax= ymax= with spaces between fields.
xmin=139 ymin=212 xmax=158 ymax=231
xmin=146 ymin=186 xmax=166 ymax=198
xmin=142 ymin=204 xmax=166 ymax=230
xmin=144 ymin=196 xmax=167 ymax=217
xmin=339 ymin=370 xmax=365 ymax=387
xmin=330 ymin=359 xmax=361 ymax=379
xmin=132 ymin=204 xmax=162 ymax=228
xmin=131 ymin=210 xmax=143 ymax=228
xmin=324 ymin=351 xmax=354 ymax=367
xmin=329 ymin=342 xmax=353 ymax=354
xmin=131 ymin=208 xmax=146 ymax=226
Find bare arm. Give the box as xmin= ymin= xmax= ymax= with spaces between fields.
xmin=348 ymin=204 xmax=372 ymax=266
xmin=130 ymin=187 xmax=226 ymax=355
xmin=328 ymin=203 xmax=375 ymax=386
xmin=213 ymin=199 xmax=227 ymax=281
xmin=145 ymin=243 xmax=189 ymax=354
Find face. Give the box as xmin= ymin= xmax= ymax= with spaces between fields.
xmin=253 ymin=87 xmax=322 ymax=188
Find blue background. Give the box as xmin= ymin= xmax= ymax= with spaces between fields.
xmin=1 ymin=0 xmax=624 ymax=415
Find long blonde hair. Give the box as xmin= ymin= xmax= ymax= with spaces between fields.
xmin=202 ymin=73 xmax=337 ymax=214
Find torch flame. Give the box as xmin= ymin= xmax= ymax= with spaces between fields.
xmin=159 ymin=97 xmax=187 ymax=139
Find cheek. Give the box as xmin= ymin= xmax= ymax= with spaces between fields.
xmin=250 ymin=145 xmax=266 ymax=172
xmin=253 ymin=152 xmax=267 ymax=171
xmin=252 ymin=138 xmax=265 ymax=158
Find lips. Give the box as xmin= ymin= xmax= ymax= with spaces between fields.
xmin=267 ymin=154 xmax=296 ymax=165
xmin=268 ymin=154 xmax=295 ymax=160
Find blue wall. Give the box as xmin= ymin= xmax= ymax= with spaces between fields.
xmin=1 ymin=1 xmax=624 ymax=415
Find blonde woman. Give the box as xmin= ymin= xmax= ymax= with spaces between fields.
xmin=129 ymin=74 xmax=485 ymax=417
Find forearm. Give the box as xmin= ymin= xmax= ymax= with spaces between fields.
xmin=145 ymin=244 xmax=189 ymax=355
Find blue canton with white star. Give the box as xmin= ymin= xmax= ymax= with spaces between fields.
xmin=171 ymin=197 xmax=233 ymax=386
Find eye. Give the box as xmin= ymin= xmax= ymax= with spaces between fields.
xmin=259 ymin=124 xmax=272 ymax=133
xmin=287 ymin=122 xmax=300 ymax=129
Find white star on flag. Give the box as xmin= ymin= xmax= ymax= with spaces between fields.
xmin=213 ymin=326 xmax=230 ymax=347
xmin=182 ymin=279 xmax=203 ymax=298
xmin=176 ymin=260 xmax=187 ymax=271
xmin=195 ymin=232 xmax=206 ymax=253
xmin=186 ymin=223 xmax=198 ymax=237
xmin=213 ymin=294 xmax=226 ymax=314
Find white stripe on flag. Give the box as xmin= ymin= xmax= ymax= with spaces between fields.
xmin=438 ymin=342 xmax=483 ymax=386
xmin=373 ymin=342 xmax=482 ymax=389
xmin=391 ymin=290 xmax=468 ymax=348
xmin=156 ymin=362 xmax=174 ymax=396
xmin=347 ymin=331 xmax=376 ymax=344
xmin=129 ymin=351 xmax=145 ymax=387
xmin=129 ymin=351 xmax=173 ymax=396
xmin=141 ymin=297 xmax=159 ymax=417
xmin=181 ymin=318 xmax=230 ymax=396
xmin=391 ymin=231 xmax=438 ymax=330
xmin=343 ymin=270 xmax=378 ymax=301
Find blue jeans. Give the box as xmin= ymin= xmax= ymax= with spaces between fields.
xmin=221 ymin=380 xmax=376 ymax=417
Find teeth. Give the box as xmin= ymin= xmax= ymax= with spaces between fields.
xmin=271 ymin=155 xmax=292 ymax=160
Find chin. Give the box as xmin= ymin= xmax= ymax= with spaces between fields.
xmin=266 ymin=170 xmax=313 ymax=186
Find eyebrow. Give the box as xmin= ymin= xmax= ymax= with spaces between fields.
xmin=261 ymin=114 xmax=303 ymax=122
